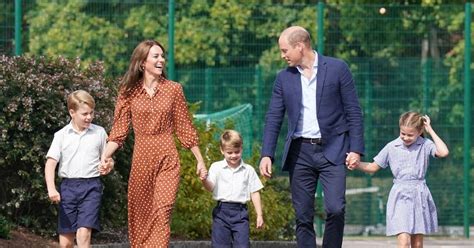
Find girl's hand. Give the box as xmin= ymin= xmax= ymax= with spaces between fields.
xmin=345 ymin=152 xmax=360 ymax=170
xmin=423 ymin=115 xmax=431 ymax=126
xmin=423 ymin=115 xmax=433 ymax=131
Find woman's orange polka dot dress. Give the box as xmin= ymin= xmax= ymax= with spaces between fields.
xmin=108 ymin=77 xmax=198 ymax=247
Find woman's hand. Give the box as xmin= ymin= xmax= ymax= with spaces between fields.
xmin=196 ymin=161 xmax=207 ymax=180
xmin=99 ymin=157 xmax=114 ymax=175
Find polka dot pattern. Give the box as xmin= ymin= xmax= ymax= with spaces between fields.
xmin=108 ymin=78 xmax=199 ymax=247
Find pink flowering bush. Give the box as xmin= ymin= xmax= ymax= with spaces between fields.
xmin=0 ymin=55 xmax=127 ymax=235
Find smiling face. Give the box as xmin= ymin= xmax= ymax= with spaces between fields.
xmin=221 ymin=146 xmax=243 ymax=168
xmin=399 ymin=125 xmax=422 ymax=147
xmin=142 ymin=45 xmax=166 ymax=77
xmin=69 ymin=104 xmax=94 ymax=132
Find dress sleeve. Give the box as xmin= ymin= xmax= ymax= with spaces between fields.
xmin=173 ymin=83 xmax=199 ymax=148
xmin=373 ymin=143 xmax=390 ymax=169
xmin=425 ymin=138 xmax=437 ymax=158
xmin=107 ymin=91 xmax=132 ymax=148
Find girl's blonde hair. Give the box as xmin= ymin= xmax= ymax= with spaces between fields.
xmin=67 ymin=90 xmax=95 ymax=111
xmin=220 ymin=130 xmax=243 ymax=149
xmin=399 ymin=111 xmax=424 ymax=132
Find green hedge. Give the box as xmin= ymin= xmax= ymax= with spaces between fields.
xmin=0 ymin=214 xmax=11 ymax=239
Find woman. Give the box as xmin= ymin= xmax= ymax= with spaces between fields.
xmin=102 ymin=40 xmax=207 ymax=247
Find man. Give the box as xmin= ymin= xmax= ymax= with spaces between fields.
xmin=259 ymin=26 xmax=364 ymax=248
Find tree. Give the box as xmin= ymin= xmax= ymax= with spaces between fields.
xmin=26 ymin=1 xmax=127 ymax=75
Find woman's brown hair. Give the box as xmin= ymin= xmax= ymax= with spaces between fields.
xmin=119 ymin=40 xmax=167 ymax=95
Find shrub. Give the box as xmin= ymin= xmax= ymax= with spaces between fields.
xmin=0 ymin=215 xmax=11 ymax=239
xmin=0 ymin=55 xmax=127 ymax=234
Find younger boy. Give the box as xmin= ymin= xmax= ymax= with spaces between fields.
xmin=44 ymin=90 xmax=113 ymax=248
xmin=201 ymin=129 xmax=264 ymax=248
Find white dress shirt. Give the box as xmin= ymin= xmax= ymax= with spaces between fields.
xmin=207 ymin=159 xmax=263 ymax=204
xmin=294 ymin=51 xmax=321 ymax=138
xmin=46 ymin=122 xmax=107 ymax=178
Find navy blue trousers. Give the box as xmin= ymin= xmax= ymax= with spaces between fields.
xmin=287 ymin=139 xmax=346 ymax=248
xmin=211 ymin=202 xmax=249 ymax=248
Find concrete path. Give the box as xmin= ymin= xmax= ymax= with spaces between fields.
xmin=341 ymin=237 xmax=474 ymax=248
xmin=91 ymin=237 xmax=474 ymax=248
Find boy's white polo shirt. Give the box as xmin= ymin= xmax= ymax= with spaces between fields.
xmin=207 ymin=159 xmax=263 ymax=204
xmin=46 ymin=122 xmax=107 ymax=178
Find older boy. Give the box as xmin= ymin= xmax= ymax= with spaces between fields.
xmin=45 ymin=90 xmax=113 ymax=248
xmin=201 ymin=129 xmax=264 ymax=248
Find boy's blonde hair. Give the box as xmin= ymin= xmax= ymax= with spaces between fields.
xmin=220 ymin=130 xmax=243 ymax=149
xmin=399 ymin=111 xmax=424 ymax=132
xmin=67 ymin=90 xmax=95 ymax=111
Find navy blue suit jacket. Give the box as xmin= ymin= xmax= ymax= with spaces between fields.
xmin=261 ymin=53 xmax=364 ymax=171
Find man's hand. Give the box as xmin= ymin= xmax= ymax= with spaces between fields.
xmin=345 ymin=152 xmax=360 ymax=170
xmin=259 ymin=157 xmax=273 ymax=178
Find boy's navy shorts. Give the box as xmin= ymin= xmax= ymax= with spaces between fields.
xmin=58 ymin=177 xmax=102 ymax=234
xmin=211 ymin=201 xmax=249 ymax=248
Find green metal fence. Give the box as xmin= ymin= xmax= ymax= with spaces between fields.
xmin=1 ymin=0 xmax=472 ymax=237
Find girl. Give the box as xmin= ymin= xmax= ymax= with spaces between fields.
xmin=348 ymin=111 xmax=448 ymax=248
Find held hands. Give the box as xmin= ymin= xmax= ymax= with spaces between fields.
xmin=196 ymin=161 xmax=207 ymax=180
xmin=259 ymin=157 xmax=272 ymax=178
xmin=99 ymin=157 xmax=115 ymax=175
xmin=345 ymin=152 xmax=361 ymax=170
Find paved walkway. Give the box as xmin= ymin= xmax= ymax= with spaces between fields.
xmin=341 ymin=236 xmax=474 ymax=248
xmin=91 ymin=237 xmax=474 ymax=248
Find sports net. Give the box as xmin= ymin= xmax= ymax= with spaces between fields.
xmin=194 ymin=104 xmax=253 ymax=159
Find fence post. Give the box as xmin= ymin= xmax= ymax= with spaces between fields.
xmin=205 ymin=68 xmax=213 ymax=114
xmin=463 ymin=2 xmax=472 ymax=239
xmin=167 ymin=0 xmax=175 ymax=80
xmin=317 ymin=1 xmax=324 ymax=54
xmin=315 ymin=0 xmax=325 ymax=237
xmin=255 ymin=65 xmax=263 ymax=134
xmin=364 ymin=62 xmax=373 ymax=227
xmin=14 ymin=0 xmax=22 ymax=55
xmin=422 ymin=58 xmax=432 ymax=113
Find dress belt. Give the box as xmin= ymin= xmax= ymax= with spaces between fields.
xmin=217 ymin=201 xmax=247 ymax=209
xmin=393 ymin=179 xmax=426 ymax=185
xmin=296 ymin=137 xmax=323 ymax=145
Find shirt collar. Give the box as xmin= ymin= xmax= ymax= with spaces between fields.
xmin=65 ymin=121 xmax=93 ymax=134
xmin=296 ymin=50 xmax=318 ymax=74
xmin=223 ymin=159 xmax=245 ymax=171
xmin=394 ymin=136 xmax=424 ymax=147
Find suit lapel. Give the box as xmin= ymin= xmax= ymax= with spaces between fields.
xmin=288 ymin=68 xmax=302 ymax=123
xmin=316 ymin=54 xmax=326 ymax=113
xmin=293 ymin=70 xmax=302 ymax=108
